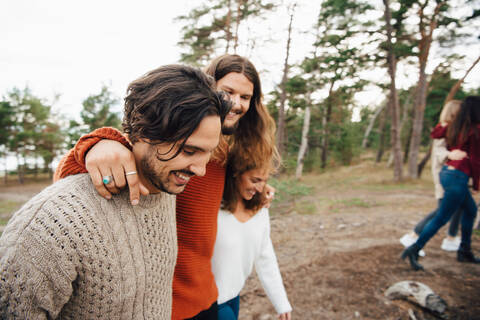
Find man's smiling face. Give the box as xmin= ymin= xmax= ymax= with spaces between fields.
xmin=216 ymin=72 xmax=254 ymax=135
xmin=133 ymin=115 xmax=221 ymax=195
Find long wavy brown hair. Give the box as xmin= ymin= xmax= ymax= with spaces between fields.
xmin=447 ymin=96 xmax=480 ymax=147
xmin=204 ymin=54 xmax=280 ymax=168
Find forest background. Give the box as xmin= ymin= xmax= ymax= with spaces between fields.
xmin=1 ymin=0 xmax=480 ymax=184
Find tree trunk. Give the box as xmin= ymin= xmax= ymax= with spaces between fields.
xmin=276 ymin=4 xmax=295 ymax=157
xmin=233 ymin=0 xmax=242 ymax=53
xmin=376 ymin=107 xmax=387 ymax=163
xmin=320 ymin=85 xmax=334 ymax=169
xmin=407 ymin=2 xmax=443 ymax=179
xmin=399 ymin=93 xmax=412 ymax=138
xmin=34 ymin=157 xmax=38 ymax=179
xmin=388 ymin=94 xmax=412 ymax=167
xmin=3 ymin=158 xmax=7 ymax=185
xmin=225 ymin=0 xmax=232 ymax=53
xmin=362 ymin=104 xmax=385 ymax=148
xmin=16 ymin=154 xmax=24 ymax=184
xmin=408 ymin=61 xmax=428 ymax=178
xmin=403 ymin=125 xmax=412 ymax=164
xmin=385 ymin=281 xmax=447 ymax=316
xmin=295 ymin=103 xmax=311 ymax=179
xmin=417 ymin=140 xmax=432 ymax=177
xmin=383 ymin=0 xmax=403 ymax=181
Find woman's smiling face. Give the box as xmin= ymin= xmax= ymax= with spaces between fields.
xmin=236 ymin=168 xmax=268 ymax=201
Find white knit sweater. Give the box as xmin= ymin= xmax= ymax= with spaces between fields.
xmin=0 ymin=174 xmax=177 ymax=319
xmin=211 ymin=208 xmax=292 ymax=314
xmin=432 ymin=138 xmax=449 ymax=199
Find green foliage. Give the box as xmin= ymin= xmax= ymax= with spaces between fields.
xmin=176 ymin=0 xmax=277 ymax=65
xmin=294 ymin=200 xmax=317 ymax=215
xmin=80 ymin=85 xmax=121 ymax=132
xmin=0 ymin=85 xmax=121 ymax=180
xmin=7 ymin=87 xmax=51 ymax=157
xmin=62 ymin=85 xmax=121 ymax=149
xmin=329 ymin=121 xmax=362 ymax=166
xmin=0 ymin=101 xmax=15 ymax=156
xmin=269 ymin=177 xmax=313 ymax=203
xmin=337 ymin=198 xmax=373 ymax=208
xmin=0 ymin=87 xmax=67 ymax=180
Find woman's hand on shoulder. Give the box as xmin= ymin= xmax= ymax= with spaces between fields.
xmin=278 ymin=312 xmax=291 ymax=320
xmin=86 ymin=139 xmax=149 ymax=205
xmin=263 ymin=184 xmax=276 ymax=209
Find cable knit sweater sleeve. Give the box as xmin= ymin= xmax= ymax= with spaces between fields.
xmin=0 ymin=186 xmax=79 ymax=319
xmin=0 ymin=241 xmax=75 ymax=319
xmin=54 ymin=127 xmax=130 ymax=181
xmin=254 ymin=209 xmax=292 ymax=314
xmin=431 ymin=138 xmax=449 ymax=199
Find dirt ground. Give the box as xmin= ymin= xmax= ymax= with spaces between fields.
xmin=1 ymin=162 xmax=479 ymax=320
xmin=241 ymin=162 xmax=480 ymax=320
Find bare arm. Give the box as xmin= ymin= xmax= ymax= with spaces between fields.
xmin=85 ymin=139 xmax=149 ymax=204
xmin=54 ymin=127 xmax=148 ymax=204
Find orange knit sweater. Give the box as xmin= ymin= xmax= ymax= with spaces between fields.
xmin=54 ymin=127 xmax=224 ymax=319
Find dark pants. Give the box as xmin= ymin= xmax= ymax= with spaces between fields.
xmin=416 ymin=167 xmax=477 ymax=249
xmin=218 ymin=296 xmax=240 ymax=320
xmin=185 ymin=302 xmax=218 ymax=320
xmin=414 ymin=199 xmax=462 ymax=237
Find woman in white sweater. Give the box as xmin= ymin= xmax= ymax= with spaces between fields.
xmin=212 ymin=153 xmax=292 ymax=320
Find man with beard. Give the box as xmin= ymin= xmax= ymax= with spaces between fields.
xmin=0 ymin=64 xmax=230 ymax=319
xmin=54 ymin=54 xmax=279 ymax=319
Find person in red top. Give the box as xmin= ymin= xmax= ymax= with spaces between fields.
xmin=54 ymin=54 xmax=279 ymax=320
xmin=402 ymin=96 xmax=480 ymax=271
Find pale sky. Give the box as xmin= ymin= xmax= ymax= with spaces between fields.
xmin=0 ymin=0 xmax=319 ymax=120
xmin=1 ymin=0 xmax=478 ymax=123
xmin=1 ymin=0 xmax=202 ymax=117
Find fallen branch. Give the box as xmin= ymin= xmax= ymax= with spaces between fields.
xmin=385 ymin=281 xmax=447 ymax=318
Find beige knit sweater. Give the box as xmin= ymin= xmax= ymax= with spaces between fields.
xmin=0 ymin=174 xmax=177 ymax=319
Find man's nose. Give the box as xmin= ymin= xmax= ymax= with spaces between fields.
xmin=188 ymin=154 xmax=209 ymax=177
xmin=255 ymin=183 xmax=264 ymax=192
xmin=230 ymin=94 xmax=241 ymax=108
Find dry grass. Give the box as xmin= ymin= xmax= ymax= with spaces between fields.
xmin=270 ymin=161 xmax=436 ymax=217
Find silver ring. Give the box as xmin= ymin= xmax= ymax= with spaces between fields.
xmin=102 ymin=175 xmax=113 ymax=184
xmin=125 ymin=171 xmax=137 ymax=176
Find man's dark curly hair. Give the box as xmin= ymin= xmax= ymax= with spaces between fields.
xmin=122 ymin=64 xmax=231 ymax=160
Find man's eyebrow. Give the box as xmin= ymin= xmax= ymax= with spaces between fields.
xmin=219 ymin=85 xmax=252 ymax=97
xmin=219 ymin=84 xmax=233 ymax=91
xmin=183 ymin=144 xmax=206 ymax=152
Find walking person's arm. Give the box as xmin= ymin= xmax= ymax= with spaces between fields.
xmin=0 ymin=213 xmax=77 ymax=319
xmin=254 ymin=209 xmax=292 ymax=319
